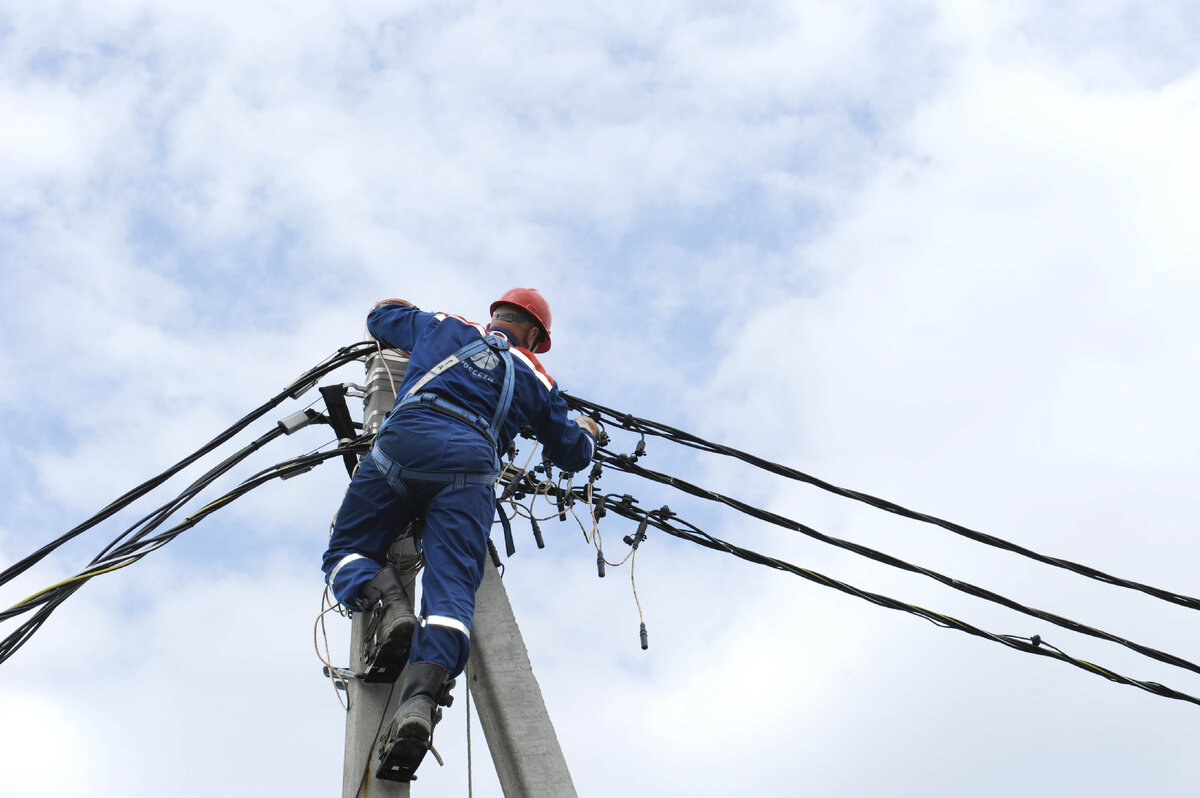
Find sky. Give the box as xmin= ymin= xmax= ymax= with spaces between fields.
xmin=3 ymin=1 xmax=1200 ymax=795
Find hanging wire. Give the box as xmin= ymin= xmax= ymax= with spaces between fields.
xmin=316 ymin=586 xmax=352 ymax=711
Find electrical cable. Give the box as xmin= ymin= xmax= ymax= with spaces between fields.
xmin=565 ymin=395 xmax=1200 ymax=612
xmin=591 ymin=447 xmax=1200 ymax=679
xmin=0 ymin=440 xmax=370 ymax=663
xmin=581 ymin=490 xmax=1200 ymax=708
xmin=0 ymin=342 xmax=375 ymax=590
xmin=6 ymin=346 xmax=1198 ymax=715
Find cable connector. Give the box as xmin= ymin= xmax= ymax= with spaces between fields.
xmin=280 ymin=463 xmax=317 ymax=480
xmin=531 ymin=517 xmax=545 ymax=549
xmin=499 ymin=472 xmax=523 ymax=501
xmin=278 ymin=408 xmax=326 ymax=435
xmin=639 ymin=622 xmax=649 ymax=651
xmin=596 ymin=551 xmax=606 ymax=578
xmin=623 ymin=516 xmax=649 ymax=550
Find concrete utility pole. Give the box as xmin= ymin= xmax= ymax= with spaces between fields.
xmin=469 ymin=561 xmax=578 ymax=796
xmin=342 ymin=348 xmax=413 ymax=798
xmin=340 ymin=345 xmax=576 ymax=796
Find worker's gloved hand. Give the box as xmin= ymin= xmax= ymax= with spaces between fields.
xmin=573 ymin=416 xmax=600 ymax=438
xmin=372 ymin=298 xmax=413 ymax=309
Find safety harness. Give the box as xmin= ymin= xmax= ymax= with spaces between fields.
xmin=370 ymin=330 xmax=521 ymax=555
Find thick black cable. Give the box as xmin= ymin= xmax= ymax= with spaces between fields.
xmin=0 ymin=342 xmax=375 ymax=589
xmin=0 ymin=441 xmax=370 ymax=662
xmin=565 ymin=395 xmax=1200 ymax=612
xmin=94 ymin=426 xmax=286 ymax=564
xmin=592 ymin=449 xmax=1200 ymax=678
xmin=578 ymin=491 xmax=1200 ymax=709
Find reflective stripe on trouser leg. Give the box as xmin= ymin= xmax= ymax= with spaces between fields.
xmin=328 ymin=554 xmax=365 ymax=590
xmin=320 ymin=453 xmax=416 ymax=608
xmin=424 ymin=615 xmax=470 ymax=638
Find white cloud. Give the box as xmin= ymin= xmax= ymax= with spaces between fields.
xmin=5 ymin=1 xmax=1200 ymax=796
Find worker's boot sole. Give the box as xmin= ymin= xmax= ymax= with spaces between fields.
xmin=361 ymin=613 xmax=416 ymax=683
xmin=375 ymin=719 xmax=432 ymax=781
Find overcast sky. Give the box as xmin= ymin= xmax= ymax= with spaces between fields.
xmin=4 ymin=1 xmax=1200 ymax=796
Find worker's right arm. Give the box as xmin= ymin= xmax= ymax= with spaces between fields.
xmin=372 ymin=298 xmax=413 ymax=309
xmin=367 ymin=302 xmax=436 ymax=351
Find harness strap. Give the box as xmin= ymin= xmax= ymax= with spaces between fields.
xmin=371 ymin=443 xmax=516 ymax=555
xmin=378 ymin=330 xmax=520 ymax=555
xmin=370 ymin=443 xmax=498 ymax=487
xmin=389 ymin=333 xmax=516 ymax=455
xmin=395 ymin=392 xmax=502 ymax=452
xmin=497 ymin=505 xmax=516 ymax=557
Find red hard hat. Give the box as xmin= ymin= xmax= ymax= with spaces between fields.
xmin=491 ymin=287 xmax=553 ymax=353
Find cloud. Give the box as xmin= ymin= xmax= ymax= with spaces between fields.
xmin=5 ymin=1 xmax=1200 ymax=796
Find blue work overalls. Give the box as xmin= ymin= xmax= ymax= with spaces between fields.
xmin=322 ymin=306 xmax=594 ymax=678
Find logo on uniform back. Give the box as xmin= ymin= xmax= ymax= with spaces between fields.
xmin=469 ymin=350 xmax=500 ymax=371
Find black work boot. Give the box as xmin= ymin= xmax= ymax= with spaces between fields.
xmin=375 ymin=662 xmax=456 ymax=782
xmin=358 ymin=566 xmax=416 ymax=683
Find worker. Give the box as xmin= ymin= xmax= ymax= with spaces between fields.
xmin=321 ymin=287 xmax=599 ymax=780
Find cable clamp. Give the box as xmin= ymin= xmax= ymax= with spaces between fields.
xmin=286 ymin=374 xmax=320 ymax=399
xmin=278 ymin=408 xmax=327 ymax=435
xmin=322 ymin=665 xmax=362 ymax=690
